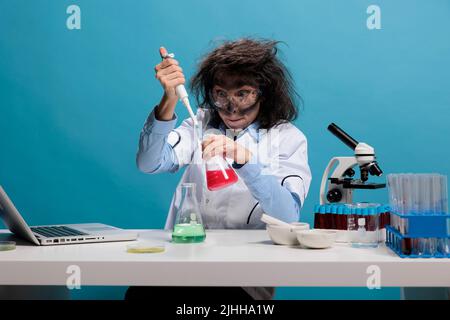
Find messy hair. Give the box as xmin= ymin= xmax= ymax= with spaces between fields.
xmin=190 ymin=38 xmax=301 ymax=129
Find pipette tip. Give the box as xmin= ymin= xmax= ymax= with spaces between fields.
xmin=181 ymin=97 xmax=198 ymax=126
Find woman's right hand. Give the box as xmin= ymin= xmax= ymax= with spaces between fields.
xmin=154 ymin=47 xmax=186 ymax=121
xmin=155 ymin=47 xmax=186 ymax=100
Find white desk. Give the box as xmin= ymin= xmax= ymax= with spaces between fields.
xmin=0 ymin=229 xmax=449 ymax=287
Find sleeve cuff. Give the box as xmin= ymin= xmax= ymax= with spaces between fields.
xmin=235 ymin=154 xmax=263 ymax=183
xmin=143 ymin=107 xmax=178 ymax=135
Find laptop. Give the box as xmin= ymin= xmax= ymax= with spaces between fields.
xmin=0 ymin=185 xmax=138 ymax=245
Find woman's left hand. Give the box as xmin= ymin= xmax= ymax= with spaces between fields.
xmin=202 ymin=135 xmax=252 ymax=165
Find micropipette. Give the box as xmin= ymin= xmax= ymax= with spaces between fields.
xmin=159 ymin=48 xmax=198 ymax=127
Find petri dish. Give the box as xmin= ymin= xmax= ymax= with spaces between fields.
xmin=126 ymin=242 xmax=165 ymax=254
xmin=0 ymin=241 xmax=16 ymax=251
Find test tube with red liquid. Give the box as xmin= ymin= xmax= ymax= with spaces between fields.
xmin=330 ymin=205 xmax=338 ymax=229
xmin=314 ymin=205 xmax=321 ymax=229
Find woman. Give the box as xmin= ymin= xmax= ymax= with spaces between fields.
xmin=131 ymin=38 xmax=311 ymax=300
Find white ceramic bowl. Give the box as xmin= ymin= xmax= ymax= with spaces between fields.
xmin=266 ymin=223 xmax=310 ymax=245
xmin=290 ymin=222 xmax=310 ymax=230
xmin=295 ymin=229 xmax=337 ymax=249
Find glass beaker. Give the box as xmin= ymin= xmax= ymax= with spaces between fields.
xmin=172 ymin=183 xmax=206 ymax=243
xmin=205 ymin=156 xmax=238 ymax=191
xmin=347 ymin=203 xmax=380 ymax=248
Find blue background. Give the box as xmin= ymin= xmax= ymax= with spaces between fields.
xmin=1 ymin=0 xmax=449 ymax=299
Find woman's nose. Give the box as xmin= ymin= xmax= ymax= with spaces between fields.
xmin=225 ymin=102 xmax=237 ymax=113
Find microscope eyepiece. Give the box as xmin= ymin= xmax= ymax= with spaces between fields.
xmin=328 ymin=123 xmax=359 ymax=150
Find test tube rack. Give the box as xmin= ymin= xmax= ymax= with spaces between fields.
xmin=313 ymin=204 xmax=390 ymax=243
xmin=385 ymin=211 xmax=450 ymax=258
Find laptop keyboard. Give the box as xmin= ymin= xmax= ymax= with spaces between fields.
xmin=31 ymin=226 xmax=89 ymax=238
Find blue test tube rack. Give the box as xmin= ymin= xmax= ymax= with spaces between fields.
xmin=385 ymin=211 xmax=450 ymax=258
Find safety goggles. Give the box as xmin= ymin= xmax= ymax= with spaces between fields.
xmin=211 ymin=88 xmax=261 ymax=116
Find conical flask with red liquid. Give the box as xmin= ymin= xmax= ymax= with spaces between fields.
xmin=205 ymin=156 xmax=238 ymax=191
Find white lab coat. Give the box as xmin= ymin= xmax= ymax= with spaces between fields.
xmin=164 ymin=109 xmax=312 ymax=299
xmin=165 ymin=110 xmax=312 ymax=230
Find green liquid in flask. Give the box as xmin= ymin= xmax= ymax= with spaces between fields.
xmin=172 ymin=223 xmax=206 ymax=243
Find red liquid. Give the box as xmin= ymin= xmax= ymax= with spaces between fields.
xmin=367 ymin=215 xmax=378 ymax=232
xmin=206 ymin=169 xmax=238 ymax=191
xmin=380 ymin=211 xmax=390 ymax=229
xmin=338 ymin=215 xmax=347 ymax=230
xmin=402 ymin=238 xmax=412 ymax=255
xmin=315 ymin=213 xmax=326 ymax=229
xmin=334 ymin=214 xmax=340 ymax=230
xmin=330 ymin=214 xmax=336 ymax=229
xmin=324 ymin=214 xmax=329 ymax=229
xmin=314 ymin=213 xmax=320 ymax=229
xmin=343 ymin=215 xmax=348 ymax=230
xmin=385 ymin=211 xmax=391 ymax=228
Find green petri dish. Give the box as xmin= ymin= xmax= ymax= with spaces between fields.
xmin=0 ymin=241 xmax=16 ymax=251
xmin=126 ymin=242 xmax=165 ymax=254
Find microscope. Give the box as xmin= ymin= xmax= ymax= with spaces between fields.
xmin=319 ymin=123 xmax=385 ymax=205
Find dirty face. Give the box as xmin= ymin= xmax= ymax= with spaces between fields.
xmin=211 ymin=74 xmax=261 ymax=130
